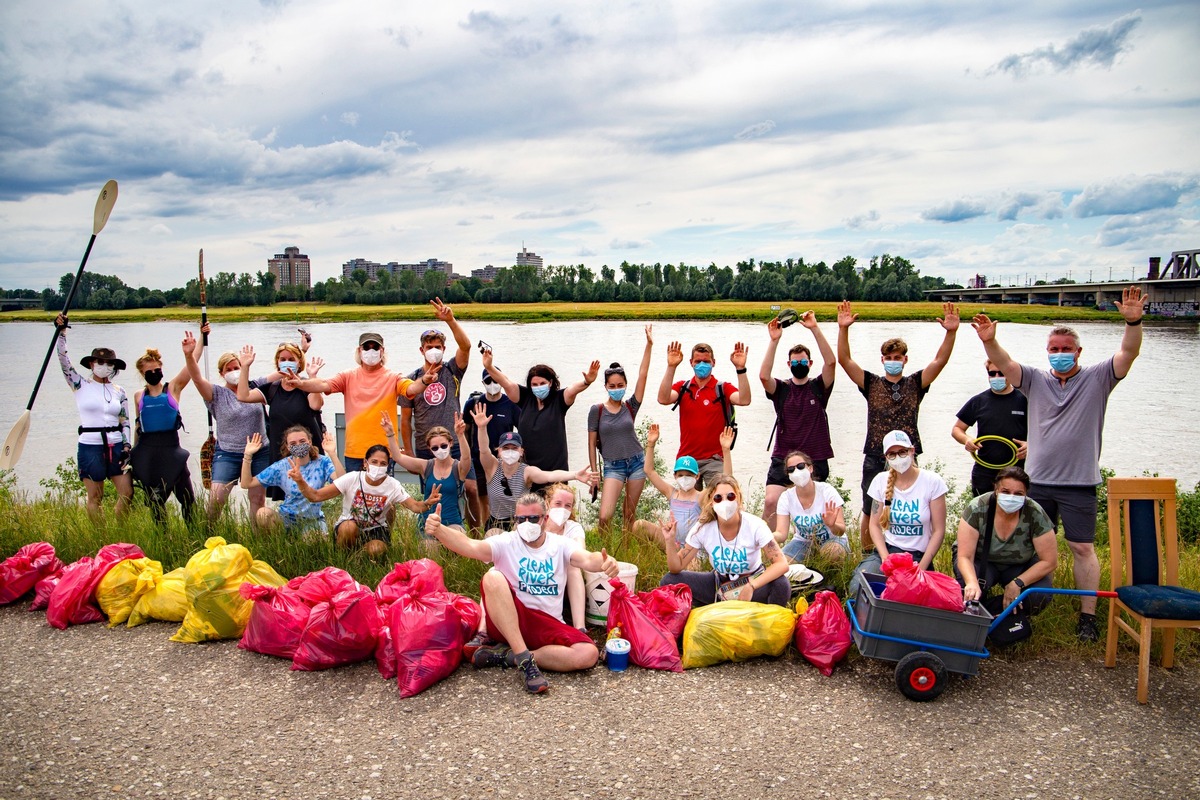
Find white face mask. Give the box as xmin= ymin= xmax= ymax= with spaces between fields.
xmin=431 ymin=446 xmax=452 ymax=461
xmin=713 ymin=499 xmax=738 ymax=521
xmin=91 ymin=364 xmax=114 ymax=379
xmin=424 ymin=347 xmax=444 ymax=364
xmin=676 ymin=476 xmax=697 ymax=492
xmin=996 ymin=493 xmax=1026 ymax=513
xmin=484 ymin=382 xmax=502 ymax=397
xmin=516 ymin=520 xmax=542 ymax=542
xmin=366 ymin=464 xmax=388 ymax=480
xmin=548 ymin=507 xmax=570 ymax=527
xmin=887 ymin=454 xmax=913 ymax=473
xmin=224 ymin=369 xmax=241 ymax=385
xmin=360 ymin=349 xmax=382 ymax=366
xmin=789 ymin=465 xmax=812 ymax=487
xmin=499 ymin=449 xmax=521 ymax=465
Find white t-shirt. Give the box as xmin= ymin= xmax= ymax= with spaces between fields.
xmin=552 ymin=520 xmax=586 ymax=549
xmin=332 ymin=472 xmax=410 ymax=527
xmin=488 ymin=531 xmax=581 ymax=617
xmin=867 ymin=469 xmax=949 ymax=553
xmin=775 ymin=482 xmax=845 ymax=546
xmin=685 ymin=513 xmax=774 ymax=577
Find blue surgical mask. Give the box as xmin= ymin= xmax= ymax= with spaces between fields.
xmin=989 ymin=377 xmax=1007 ymax=392
xmin=1048 ymin=353 xmax=1076 ymax=373
xmin=996 ymin=493 xmax=1026 ymax=513
xmin=278 ymin=361 xmax=298 ymax=374
xmin=531 ymin=384 xmax=551 ymax=400
xmin=607 ymin=388 xmax=626 ymax=402
xmin=693 ymin=362 xmax=713 ymax=380
xmin=883 ymin=361 xmax=904 ymax=376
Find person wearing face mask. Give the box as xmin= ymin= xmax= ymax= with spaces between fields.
xmin=240 ymin=426 xmax=343 ymax=534
xmin=773 ymin=451 xmax=849 ymax=564
xmin=382 ymin=416 xmax=472 ymax=536
xmin=971 ymin=285 xmax=1148 ymax=642
xmin=837 ymin=300 xmax=959 ymax=552
xmin=659 ymin=476 xmax=791 ymax=608
xmin=543 ymin=483 xmax=588 ymax=630
xmin=398 ymin=298 xmax=481 ymax=524
xmin=587 ymin=325 xmax=654 ymax=533
xmin=952 ymin=360 xmax=1028 ymax=497
xmin=283 ymin=331 xmax=433 ymax=473
xmin=293 ymin=444 xmax=439 ymax=559
xmin=633 ymin=422 xmax=733 ymax=569
xmin=470 ymin=406 xmax=597 ymax=536
xmin=424 ymin=493 xmax=619 ymax=694
xmin=462 ymin=365 xmax=522 ymax=525
xmin=184 ymin=328 xmax=269 ymax=520
xmin=480 ymin=346 xmax=599 ymax=495
xmin=53 ymin=313 xmax=134 ymax=519
xmin=849 ymin=430 xmax=949 ymax=599
xmin=760 ymin=310 xmax=837 ymax=533
xmin=129 ymin=337 xmax=200 ymax=523
xmin=657 ymin=340 xmax=751 ymax=489
xmin=954 ymin=466 xmax=1058 ymax=615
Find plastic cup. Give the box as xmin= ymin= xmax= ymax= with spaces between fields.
xmin=605 ymin=637 xmax=631 ymax=671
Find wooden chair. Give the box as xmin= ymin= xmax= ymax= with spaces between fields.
xmin=1104 ymin=477 xmax=1200 ymax=703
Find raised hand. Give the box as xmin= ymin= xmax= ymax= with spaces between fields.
xmin=244 ymin=432 xmax=263 ymax=456
xmin=481 ymin=346 xmax=494 ymax=370
xmin=1115 ymin=285 xmax=1149 ymax=323
xmin=306 ymin=355 xmax=324 ymax=377
xmin=599 ymin=547 xmax=619 ymax=577
xmin=421 ymin=360 xmax=441 ymax=384
xmin=424 ymin=483 xmax=442 ymax=509
xmin=971 ymin=313 xmax=997 ymax=343
xmin=321 ymin=429 xmax=335 ymax=454
xmin=380 ymin=412 xmax=395 ymax=438
xmin=583 ymin=360 xmax=600 ymax=385
xmin=55 ymin=312 xmax=69 ymax=331
xmin=800 ymin=310 xmax=818 ymax=330
xmin=938 ymin=302 xmax=961 ymax=332
xmin=821 ymin=500 xmax=840 ymax=530
xmin=666 ymin=341 xmax=683 ymax=368
xmin=430 ymin=296 xmax=454 ymax=322
xmin=767 ymin=317 xmax=782 ymax=342
xmin=837 ymin=300 xmax=857 ymax=328
xmin=453 ymin=412 xmax=467 ymax=438
xmin=469 ymin=403 xmax=491 ymax=428
xmin=645 ymin=324 xmax=654 ymax=345
xmin=282 ymin=373 xmax=303 ymax=390
xmin=182 ymin=331 xmax=196 ymax=354
xmin=646 ymin=422 xmax=660 ymax=445
xmin=239 ymin=344 xmax=256 ymax=367
xmin=200 ymin=321 xmax=211 ymax=338
xmin=286 ymin=457 xmax=302 ymax=483
xmin=718 ymin=425 xmax=735 ymax=450
xmin=730 ymin=342 xmax=748 ymax=369
xmin=424 ymin=503 xmax=443 ymax=537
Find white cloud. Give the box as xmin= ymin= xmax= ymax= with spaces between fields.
xmin=340 ymin=112 xmax=360 ymax=127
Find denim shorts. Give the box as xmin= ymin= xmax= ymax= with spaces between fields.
xmin=783 ymin=534 xmax=851 ymax=563
xmin=210 ymin=445 xmax=271 ymax=485
xmin=603 ymin=453 xmax=646 ymax=481
xmin=77 ymin=442 xmax=125 ymax=482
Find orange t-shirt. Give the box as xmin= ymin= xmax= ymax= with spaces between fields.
xmin=326 ymin=367 xmax=414 ymax=458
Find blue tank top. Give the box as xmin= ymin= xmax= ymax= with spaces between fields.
xmin=420 ymin=459 xmax=463 ymax=528
xmin=139 ymin=388 xmax=181 ymax=434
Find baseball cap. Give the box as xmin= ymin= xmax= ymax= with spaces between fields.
xmin=482 ymin=368 xmax=499 ymax=383
xmin=882 ymin=430 xmax=913 ymax=454
xmin=497 ymin=431 xmax=523 ymax=448
xmin=359 ymin=332 xmax=384 ymax=347
xmin=673 ymin=456 xmax=700 ymax=475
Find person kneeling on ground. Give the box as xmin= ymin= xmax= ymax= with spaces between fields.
xmin=292 ymin=444 xmax=440 ymax=558
xmin=424 ymin=494 xmax=619 ymax=694
xmin=241 ymin=427 xmax=343 ymax=535
xmin=954 ymin=466 xmax=1058 ymax=615
xmin=773 ymin=450 xmax=849 ymax=565
xmin=660 ymin=475 xmax=790 ymax=607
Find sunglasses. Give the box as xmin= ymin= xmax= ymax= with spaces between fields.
xmin=361 ymin=342 xmax=382 ymax=351
xmin=429 ymin=444 xmax=450 ymax=453
xmin=789 ymin=359 xmax=810 ymax=367
xmin=787 ymin=464 xmax=809 ymax=473
xmin=499 ymin=474 xmax=512 ymax=496
xmin=711 ymin=493 xmax=737 ymax=504
xmin=987 ymin=370 xmax=1004 ymax=377
xmin=91 ymin=359 xmax=112 ymax=366
xmin=514 ymin=514 xmax=542 ymax=524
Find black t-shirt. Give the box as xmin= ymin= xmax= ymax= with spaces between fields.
xmin=516 ymin=385 xmax=571 ymax=472
xmin=260 ymin=380 xmax=324 ymax=458
xmin=462 ymin=393 xmax=522 ymax=460
xmin=956 ymin=388 xmax=1028 ymax=472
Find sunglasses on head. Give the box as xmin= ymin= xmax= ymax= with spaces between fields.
xmin=361 ymin=342 xmax=381 ymax=351
xmin=987 ymin=370 xmax=1004 ymax=377
xmin=711 ymin=492 xmax=736 ymax=504
xmin=514 ymin=514 xmax=542 ymax=524
xmin=429 ymin=443 xmax=450 ymax=453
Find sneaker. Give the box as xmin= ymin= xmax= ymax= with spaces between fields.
xmin=514 ymin=651 xmax=549 ymax=694
xmin=1077 ymin=614 xmax=1100 ymax=643
xmin=471 ymin=643 xmax=512 ymax=669
xmin=462 ymin=631 xmax=491 ymax=662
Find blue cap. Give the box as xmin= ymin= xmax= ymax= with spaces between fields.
xmin=482 ymin=368 xmax=498 ymax=383
xmin=497 ymin=431 xmax=523 ymax=448
xmin=673 ymin=456 xmax=699 ymax=475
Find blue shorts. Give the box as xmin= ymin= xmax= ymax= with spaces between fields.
xmin=783 ymin=534 xmax=851 ymax=563
xmin=210 ymin=445 xmax=271 ymax=485
xmin=77 ymin=442 xmax=125 ymax=482
xmin=602 ymin=453 xmax=646 ymax=482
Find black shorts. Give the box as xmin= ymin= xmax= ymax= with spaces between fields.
xmin=336 ymin=519 xmax=391 ymax=546
xmin=860 ymin=454 xmax=888 ymax=513
xmin=766 ymin=457 xmax=830 ymax=487
xmin=1029 ymin=484 xmax=1098 ymax=544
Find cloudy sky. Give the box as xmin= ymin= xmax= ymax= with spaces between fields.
xmin=1 ymin=1 xmax=1197 ymax=290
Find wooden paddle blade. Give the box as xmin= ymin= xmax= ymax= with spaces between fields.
xmin=0 ymin=410 xmax=32 ymax=470
xmin=200 ymin=435 xmax=216 ymax=489
xmin=93 ymin=180 xmax=118 ymax=235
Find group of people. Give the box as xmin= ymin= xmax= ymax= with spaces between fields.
xmin=54 ymin=286 xmax=1150 ymax=692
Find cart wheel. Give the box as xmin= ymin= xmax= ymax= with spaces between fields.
xmin=895 ymin=651 xmax=948 ymax=702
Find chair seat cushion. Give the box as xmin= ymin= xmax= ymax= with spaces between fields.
xmin=1116 ymin=585 xmax=1200 ymax=620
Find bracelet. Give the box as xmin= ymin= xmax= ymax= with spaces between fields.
xmin=735 ymin=367 xmax=747 ymax=374
xmin=1125 ymin=319 xmax=1142 ymax=326
xmin=1013 ymin=577 xmax=1026 ymax=590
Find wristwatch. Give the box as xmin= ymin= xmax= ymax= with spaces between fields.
xmin=1013 ymin=577 xmax=1026 ymax=590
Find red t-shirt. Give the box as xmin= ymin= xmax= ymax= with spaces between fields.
xmin=673 ymin=378 xmax=738 ymax=460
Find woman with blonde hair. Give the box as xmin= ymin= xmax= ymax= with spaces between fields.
xmin=543 ymin=482 xmax=588 ymax=630
xmin=659 ymin=475 xmax=790 ymax=607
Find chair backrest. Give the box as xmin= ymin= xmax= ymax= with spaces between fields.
xmin=1106 ymin=477 xmax=1178 ymax=589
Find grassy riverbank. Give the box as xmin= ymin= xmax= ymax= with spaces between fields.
xmin=0 ymin=300 xmax=1131 ymax=325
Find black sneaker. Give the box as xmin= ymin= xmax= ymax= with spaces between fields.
xmin=471 ymin=643 xmax=512 ymax=669
xmin=1077 ymin=614 xmax=1100 ymax=643
xmin=514 ymin=651 xmax=549 ymax=694
xmin=462 ymin=631 xmax=491 ymax=662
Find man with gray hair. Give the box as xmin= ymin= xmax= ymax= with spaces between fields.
xmin=971 ymin=286 xmax=1149 ymax=641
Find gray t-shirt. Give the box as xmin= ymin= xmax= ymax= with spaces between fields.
xmin=205 ymin=383 xmax=267 ymax=453
xmin=400 ymin=357 xmax=466 ymax=446
xmin=1019 ymin=357 xmax=1120 ymax=486
xmin=587 ymin=398 xmax=642 ymax=461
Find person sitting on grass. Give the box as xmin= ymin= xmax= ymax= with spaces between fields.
xmin=292 ymin=443 xmax=441 ymax=558
xmin=423 ymin=493 xmax=620 ymax=694
xmin=773 ymin=450 xmax=849 ymax=565
xmin=543 ymin=482 xmax=587 ymax=631
xmin=382 ymin=413 xmax=472 ymax=535
xmin=240 ymin=427 xmax=343 ymax=535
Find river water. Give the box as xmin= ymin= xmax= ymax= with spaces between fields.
xmin=1 ymin=317 xmax=1196 ymax=511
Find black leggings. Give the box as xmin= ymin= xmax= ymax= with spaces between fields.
xmin=145 ymin=469 xmax=196 ymax=523
xmin=659 ymin=571 xmax=791 ymax=607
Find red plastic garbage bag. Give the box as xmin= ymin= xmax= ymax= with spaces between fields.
xmin=239 ymin=584 xmax=313 ymax=659
xmin=638 ymin=583 xmax=692 ymax=640
xmin=449 ymin=593 xmax=482 ymax=641
xmin=31 ymin=573 xmax=62 ymax=611
xmin=46 ymin=543 xmax=145 ymax=629
xmin=0 ymin=542 xmax=64 ymax=605
xmin=606 ymin=579 xmax=683 ymax=672
xmin=288 ymin=566 xmax=360 ymax=605
xmin=390 ymin=590 xmax=471 ymax=698
xmin=375 ymin=615 xmax=397 ymax=681
xmin=375 ymin=559 xmax=446 ymax=607
xmin=880 ymin=552 xmax=964 ymax=613
xmin=794 ymin=590 xmax=852 ymax=676
xmin=292 ymin=588 xmax=381 ymax=671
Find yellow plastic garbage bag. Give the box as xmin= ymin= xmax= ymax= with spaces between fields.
xmin=247 ymin=559 xmax=286 ymax=589
xmin=681 ymin=601 xmax=797 ymax=669
xmin=127 ymin=567 xmax=189 ymax=627
xmin=96 ymin=557 xmax=160 ymax=627
xmin=171 ymin=537 xmax=285 ymax=643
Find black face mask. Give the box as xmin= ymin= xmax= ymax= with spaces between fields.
xmin=144 ymin=368 xmax=164 ymax=386
xmin=789 ymin=362 xmax=810 ymax=380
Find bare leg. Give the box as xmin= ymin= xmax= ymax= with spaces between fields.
xmin=83 ymin=479 xmax=105 ymax=520
xmin=110 ymin=473 xmax=134 ymax=516
xmin=622 ymin=477 xmax=646 ymax=532
xmin=247 ymin=485 xmax=266 ymax=518
xmin=819 ymin=541 xmax=849 ymax=563
xmin=364 ymin=540 xmax=388 ymax=559
xmin=1068 ymin=540 xmax=1100 ymax=615
xmin=336 ymin=520 xmax=359 ymax=549
xmin=481 ymin=569 xmax=530 ymax=654
xmin=567 ymin=567 xmax=586 ymax=629
xmin=256 ymin=506 xmax=281 ymax=532
xmin=763 ymin=484 xmax=785 ymax=533
xmin=207 ymin=481 xmax=232 ymax=520
xmin=531 ymin=641 xmax=599 ymax=672
xmin=598 ymin=477 xmax=623 ymax=532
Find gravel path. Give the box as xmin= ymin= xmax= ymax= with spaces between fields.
xmin=1 ymin=605 xmax=1197 ymax=800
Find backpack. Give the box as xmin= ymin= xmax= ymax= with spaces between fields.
xmin=591 ymin=400 xmax=636 ymax=457
xmin=671 ymin=379 xmax=737 ymax=449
